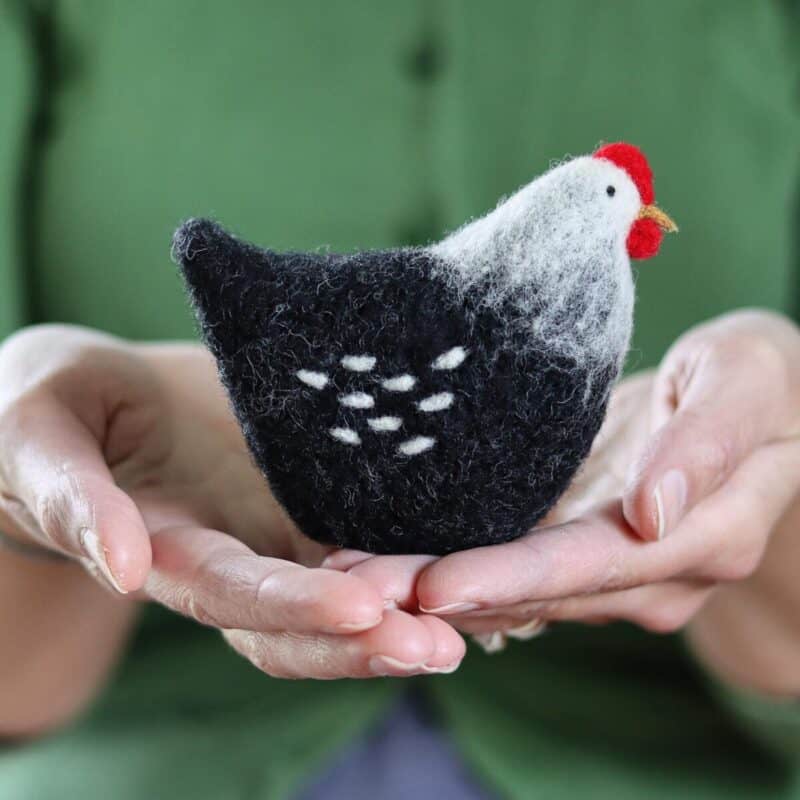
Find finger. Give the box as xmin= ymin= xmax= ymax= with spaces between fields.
xmin=147 ymin=526 xmax=384 ymax=634
xmin=674 ymin=438 xmax=800 ymax=582
xmin=415 ymin=614 xmax=466 ymax=672
xmin=346 ymin=553 xmax=437 ymax=610
xmin=0 ymin=397 xmax=151 ymax=592
xmin=321 ymin=549 xmax=438 ymax=613
xmin=417 ymin=503 xmax=656 ymax=613
xmin=449 ymin=614 xmax=547 ymax=637
xmin=451 ymin=580 xmax=712 ymax=636
xmin=321 ymin=548 xmax=374 ymax=571
xmin=223 ymin=609 xmax=452 ymax=679
xmin=420 ymin=438 xmax=800 ymax=613
xmin=624 ymin=335 xmax=796 ymax=541
xmin=546 ymin=580 xmax=713 ymax=633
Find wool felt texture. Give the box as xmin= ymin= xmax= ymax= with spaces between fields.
xmin=173 ymin=143 xmax=674 ymax=555
xmin=593 ymin=142 xmax=667 ymax=259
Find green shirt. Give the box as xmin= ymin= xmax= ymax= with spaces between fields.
xmin=1 ymin=2 xmax=799 ymax=798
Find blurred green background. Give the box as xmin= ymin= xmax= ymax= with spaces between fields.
xmin=2 ymin=1 xmax=798 ymax=363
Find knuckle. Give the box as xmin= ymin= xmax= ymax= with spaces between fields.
xmin=253 ymin=565 xmax=306 ymax=622
xmin=224 ymin=629 xmax=299 ymax=680
xmin=34 ymin=488 xmax=73 ymax=548
xmin=536 ymin=599 xmax=571 ymax=622
xmin=230 ymin=631 xmax=270 ymax=671
xmin=186 ymin=593 xmax=224 ymax=628
xmin=707 ymin=330 xmax=782 ymax=374
xmin=733 ymin=334 xmax=786 ymax=381
xmin=513 ymin=600 xmax=552 ymax=619
xmin=0 ymin=326 xmax=126 ymax=414
xmin=0 ymin=389 xmax=49 ymax=437
xmin=248 ymin=649 xmax=275 ymax=675
xmin=227 ymin=629 xmax=334 ymax=680
xmin=706 ymin=332 xmax=791 ymax=408
xmin=712 ymin=546 xmax=764 ymax=583
xmin=287 ymin=583 xmax=335 ymax=621
xmin=45 ymin=470 xmax=88 ymax=545
xmin=251 ymin=659 xmax=276 ymax=677
xmin=166 ymin=584 xmax=195 ymax=619
xmin=686 ymin=422 xmax=736 ymax=482
xmin=518 ymin=533 xmax=550 ymax=565
xmin=601 ymin=548 xmax=635 ymax=593
xmin=1 ymin=323 xmax=73 ymax=353
xmin=248 ymin=644 xmax=295 ymax=679
xmin=160 ymin=581 xmax=220 ymax=628
xmin=0 ymin=326 xmax=48 ymax=367
xmin=254 ymin=565 xmax=296 ymax=602
xmin=0 ymin=490 xmax=36 ymax=533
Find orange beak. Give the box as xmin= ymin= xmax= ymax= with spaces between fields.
xmin=637 ymin=204 xmax=678 ymax=233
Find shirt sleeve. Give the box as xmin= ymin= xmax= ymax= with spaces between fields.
xmin=0 ymin=6 xmax=33 ymax=339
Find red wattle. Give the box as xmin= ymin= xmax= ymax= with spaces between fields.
xmin=627 ymin=218 xmax=662 ymax=260
xmin=593 ymin=142 xmax=654 ymax=205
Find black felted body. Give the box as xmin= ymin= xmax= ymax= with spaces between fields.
xmin=173 ymin=219 xmax=615 ymax=555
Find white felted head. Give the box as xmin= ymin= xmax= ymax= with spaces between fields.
xmin=429 ymin=145 xmax=676 ymax=374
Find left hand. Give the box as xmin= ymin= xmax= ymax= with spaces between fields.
xmin=326 ymin=310 xmax=800 ymax=693
xmin=0 ymin=326 xmax=464 ymax=689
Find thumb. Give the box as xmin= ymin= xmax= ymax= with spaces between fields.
xmin=623 ymin=335 xmax=796 ymax=541
xmin=0 ymin=396 xmax=152 ymax=592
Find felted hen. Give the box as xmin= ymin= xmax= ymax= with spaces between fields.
xmin=172 ymin=142 xmax=676 ymax=555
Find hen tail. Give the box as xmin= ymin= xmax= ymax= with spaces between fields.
xmin=172 ymin=217 xmax=276 ymax=355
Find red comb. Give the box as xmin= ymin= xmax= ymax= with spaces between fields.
xmin=593 ymin=142 xmax=654 ymax=205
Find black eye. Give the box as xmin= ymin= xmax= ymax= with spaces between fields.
xmin=606 ymin=185 xmax=616 ymax=197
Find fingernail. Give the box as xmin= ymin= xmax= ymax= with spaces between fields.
xmin=320 ymin=552 xmax=340 ymax=569
xmin=368 ymin=655 xmax=424 ymax=676
xmin=333 ymin=617 xmax=382 ymax=633
xmin=421 ymin=660 xmax=462 ymax=675
xmin=654 ymin=469 xmax=687 ymax=539
xmin=418 ymin=601 xmax=481 ymax=615
xmin=80 ymin=528 xmax=126 ymax=594
xmin=78 ymin=557 xmax=118 ymax=595
xmin=505 ymin=619 xmax=547 ymax=641
xmin=472 ymin=631 xmax=507 ymax=654
xmin=321 ymin=550 xmax=372 ymax=570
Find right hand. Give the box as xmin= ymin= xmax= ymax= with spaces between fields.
xmin=0 ymin=325 xmax=464 ymax=679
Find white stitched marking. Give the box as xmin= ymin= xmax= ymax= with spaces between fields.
xmin=432 ymin=346 xmax=468 ymax=370
xmin=329 ymin=427 xmax=361 ymax=445
xmin=341 ymin=355 xmax=376 ymax=372
xmin=296 ymin=369 xmax=328 ymax=390
xmin=382 ymin=374 xmax=416 ymax=392
xmin=417 ymin=392 xmax=454 ymax=413
xmin=339 ymin=392 xmax=375 ymax=409
xmin=398 ymin=436 xmax=436 ymax=456
xmin=368 ymin=416 xmax=402 ymax=432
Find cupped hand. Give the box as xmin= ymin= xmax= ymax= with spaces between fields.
xmin=0 ymin=325 xmax=464 ymax=678
xmin=326 ymin=311 xmax=800 ymax=681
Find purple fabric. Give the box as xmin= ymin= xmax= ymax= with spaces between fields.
xmin=294 ymin=692 xmax=495 ymax=800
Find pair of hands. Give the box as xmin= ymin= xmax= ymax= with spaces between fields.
xmin=2 ymin=311 xmax=799 ymax=688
